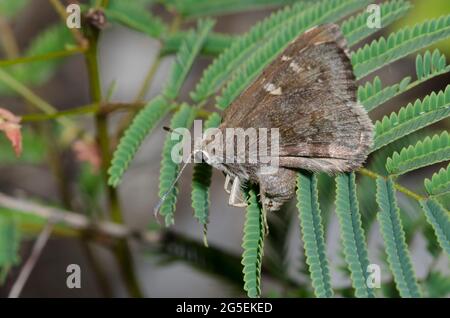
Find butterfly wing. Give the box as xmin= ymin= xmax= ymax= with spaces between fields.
xmin=220 ymin=24 xmax=373 ymax=174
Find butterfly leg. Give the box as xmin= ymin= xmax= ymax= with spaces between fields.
xmin=228 ymin=176 xmax=247 ymax=208
xmin=224 ymin=174 xmax=231 ymax=194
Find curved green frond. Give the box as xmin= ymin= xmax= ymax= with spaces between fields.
xmin=190 ymin=0 xmax=319 ymax=102
xmin=0 ymin=214 xmax=20 ymax=283
xmin=296 ymin=172 xmax=333 ymax=298
xmin=108 ymin=96 xmax=172 ymax=187
xmin=0 ymin=25 xmax=74 ymax=96
xmin=163 ymin=0 xmax=299 ymax=18
xmin=419 ymin=199 xmax=450 ymax=256
xmin=416 ymin=49 xmax=450 ymax=81
xmin=217 ymin=0 xmax=370 ymax=110
xmin=425 ymin=163 xmax=450 ymax=197
xmin=191 ymin=112 xmax=222 ymax=245
xmin=352 ymin=15 xmax=450 ymax=79
xmin=158 ymin=104 xmax=196 ymax=226
xmin=335 ymin=173 xmax=375 ymax=298
xmin=359 ymin=49 xmax=450 ymax=112
xmin=342 ymin=0 xmax=411 ymax=46
xmin=373 ymin=85 xmax=450 ymax=152
xmin=375 ymin=177 xmax=421 ymax=298
xmin=358 ymin=76 xmax=411 ymax=112
xmin=242 ymin=188 xmax=265 ymax=298
xmin=386 ymin=131 xmax=450 ymax=176
xmin=105 ymin=0 xmax=167 ymax=38
xmin=163 ymin=19 xmax=215 ymax=101
xmin=161 ymin=32 xmax=234 ymax=56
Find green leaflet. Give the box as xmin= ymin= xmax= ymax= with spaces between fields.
xmin=158 ymin=104 xmax=196 ymax=226
xmin=161 ymin=32 xmax=234 ymax=56
xmin=342 ymin=0 xmax=411 ymax=46
xmin=163 ymin=19 xmax=215 ymax=100
xmin=375 ymin=177 xmax=421 ymax=298
xmin=358 ymin=76 xmax=411 ymax=112
xmin=191 ymin=112 xmax=222 ymax=244
xmin=359 ymin=49 xmax=450 ymax=112
xmin=352 ymin=15 xmax=450 ymax=79
xmin=422 ymin=272 xmax=450 ymax=298
xmin=190 ymin=0 xmax=317 ymax=103
xmin=0 ymin=0 xmax=28 ymax=19
xmin=296 ymin=172 xmax=333 ymax=298
xmin=162 ymin=0 xmax=299 ymax=18
xmin=104 ymin=0 xmax=167 ymax=38
xmin=108 ymin=96 xmax=172 ymax=187
xmin=425 ymin=163 xmax=450 ymax=197
xmin=0 ymin=24 xmax=74 ymax=96
xmin=216 ymin=0 xmax=370 ymax=111
xmin=373 ymin=85 xmax=450 ymax=152
xmin=0 ymin=214 xmax=20 ymax=284
xmin=335 ymin=173 xmax=375 ymax=298
xmin=241 ymin=188 xmax=265 ymax=298
xmin=386 ymin=131 xmax=450 ymax=176
xmin=419 ymin=199 xmax=450 ymax=256
xmin=416 ymin=49 xmax=450 ymax=81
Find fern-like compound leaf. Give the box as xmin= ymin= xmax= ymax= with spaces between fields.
xmin=352 ymin=15 xmax=450 ymax=79
xmin=358 ymin=76 xmax=411 ymax=112
xmin=241 ymin=188 xmax=265 ymax=298
xmin=162 ymin=0 xmax=299 ymax=18
xmin=386 ymin=131 xmax=450 ymax=176
xmin=191 ymin=112 xmax=222 ymax=244
xmin=419 ymin=199 xmax=450 ymax=256
xmin=162 ymin=31 xmax=234 ymax=56
xmin=342 ymin=0 xmax=411 ymax=47
xmin=108 ymin=96 xmax=172 ymax=187
xmin=415 ymin=49 xmax=450 ymax=81
xmin=425 ymin=163 xmax=450 ymax=197
xmin=375 ymin=177 xmax=421 ymax=298
xmin=296 ymin=172 xmax=333 ymax=298
xmin=217 ymin=0 xmax=370 ymax=111
xmin=359 ymin=49 xmax=450 ymax=113
xmin=163 ymin=19 xmax=215 ymax=101
xmin=373 ymin=85 xmax=450 ymax=152
xmin=105 ymin=0 xmax=167 ymax=38
xmin=335 ymin=173 xmax=375 ymax=298
xmin=158 ymin=104 xmax=196 ymax=226
xmin=0 ymin=214 xmax=20 ymax=283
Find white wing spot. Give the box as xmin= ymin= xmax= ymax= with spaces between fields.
xmin=281 ymin=55 xmax=292 ymax=61
xmin=269 ymin=87 xmax=282 ymax=95
xmin=263 ymin=82 xmax=276 ymax=92
xmin=264 ymin=82 xmax=282 ymax=95
xmin=289 ymin=61 xmax=302 ymax=73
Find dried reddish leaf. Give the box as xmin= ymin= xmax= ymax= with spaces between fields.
xmin=72 ymin=139 xmax=101 ymax=173
xmin=0 ymin=108 xmax=22 ymax=157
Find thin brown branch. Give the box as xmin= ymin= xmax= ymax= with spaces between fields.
xmin=0 ymin=192 xmax=160 ymax=244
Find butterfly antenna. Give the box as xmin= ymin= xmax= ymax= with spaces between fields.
xmin=153 ymin=156 xmax=191 ymax=218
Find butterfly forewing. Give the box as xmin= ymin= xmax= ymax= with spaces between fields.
xmin=220 ymin=24 xmax=373 ymax=174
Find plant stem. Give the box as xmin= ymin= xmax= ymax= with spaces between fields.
xmin=48 ymin=0 xmax=88 ymax=48
xmin=0 ymin=47 xmax=86 ymax=67
xmin=358 ymin=168 xmax=426 ymax=201
xmin=21 ymin=102 xmax=146 ymax=122
xmin=84 ymin=27 xmax=143 ymax=298
xmin=0 ymin=16 xmax=19 ymax=58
